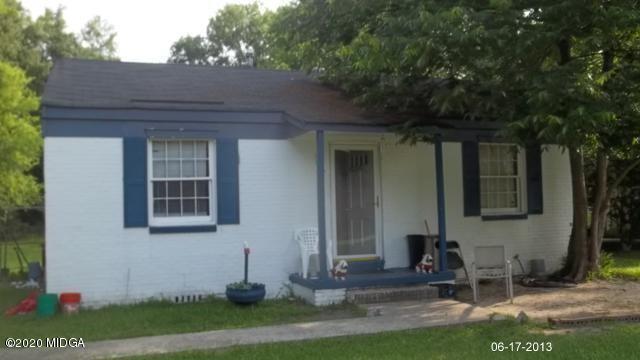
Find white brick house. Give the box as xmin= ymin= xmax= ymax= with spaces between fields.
xmin=42 ymin=59 xmax=572 ymax=306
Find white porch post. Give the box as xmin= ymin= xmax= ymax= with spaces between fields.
xmin=316 ymin=130 xmax=329 ymax=279
xmin=434 ymin=136 xmax=448 ymax=272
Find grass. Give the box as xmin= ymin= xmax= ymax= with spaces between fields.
xmin=591 ymin=250 xmax=640 ymax=280
xmin=0 ymin=282 xmax=365 ymax=342
xmin=609 ymin=251 xmax=640 ymax=280
xmin=0 ymin=233 xmax=43 ymax=275
xmin=126 ymin=321 xmax=640 ymax=360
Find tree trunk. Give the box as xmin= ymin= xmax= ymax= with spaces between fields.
xmin=565 ymin=147 xmax=589 ymax=281
xmin=587 ymin=151 xmax=609 ymax=273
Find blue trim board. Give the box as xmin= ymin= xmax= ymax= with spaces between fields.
xmin=149 ymin=225 xmax=217 ymax=234
xmin=216 ymin=139 xmax=240 ymax=225
xmin=42 ymin=106 xmax=500 ymax=140
xmin=434 ymin=137 xmax=448 ymax=272
xmin=289 ymin=269 xmax=456 ymax=290
xmin=316 ymin=130 xmax=328 ymax=279
xmin=43 ymin=119 xmax=304 ymax=140
xmin=123 ymin=137 xmax=148 ymax=227
xmin=481 ymin=214 xmax=528 ymax=221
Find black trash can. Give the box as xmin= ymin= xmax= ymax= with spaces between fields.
xmin=406 ymin=234 xmax=427 ymax=269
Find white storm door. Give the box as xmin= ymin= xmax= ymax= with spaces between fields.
xmin=332 ymin=147 xmax=380 ymax=258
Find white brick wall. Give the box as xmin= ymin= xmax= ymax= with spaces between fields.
xmin=291 ymin=284 xmax=346 ymax=306
xmin=45 ymin=136 xmax=317 ymax=306
xmin=44 ymin=133 xmax=572 ymax=306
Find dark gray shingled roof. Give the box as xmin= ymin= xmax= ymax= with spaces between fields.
xmin=42 ymin=58 xmax=401 ymax=126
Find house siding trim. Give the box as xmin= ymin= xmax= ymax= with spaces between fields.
xmin=149 ymin=225 xmax=217 ymax=234
xmin=41 ymin=106 xmax=501 ymax=141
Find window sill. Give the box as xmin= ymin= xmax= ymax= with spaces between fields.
xmin=481 ymin=213 xmax=528 ymax=221
xmin=149 ymin=225 xmax=217 ymax=234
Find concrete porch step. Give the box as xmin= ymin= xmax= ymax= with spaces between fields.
xmin=346 ymin=284 xmax=439 ymax=304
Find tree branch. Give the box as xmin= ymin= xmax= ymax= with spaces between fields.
xmin=608 ymin=157 xmax=640 ymax=198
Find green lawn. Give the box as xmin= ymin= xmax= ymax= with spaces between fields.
xmin=0 ymin=283 xmax=364 ymax=342
xmin=1 ymin=233 xmax=43 ymax=275
xmin=127 ymin=321 xmax=640 ymax=360
xmin=609 ymin=251 xmax=640 ymax=280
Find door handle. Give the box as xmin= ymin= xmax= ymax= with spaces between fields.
xmin=375 ymin=196 xmax=380 ymax=208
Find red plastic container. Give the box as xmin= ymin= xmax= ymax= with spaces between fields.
xmin=59 ymin=293 xmax=81 ymax=314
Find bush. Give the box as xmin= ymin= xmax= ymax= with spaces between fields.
xmin=588 ymin=251 xmax=616 ymax=280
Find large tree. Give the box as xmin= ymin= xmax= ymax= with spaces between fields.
xmin=0 ymin=0 xmax=118 ymax=93
xmin=272 ymin=0 xmax=640 ymax=281
xmin=0 ymin=61 xmax=41 ymax=214
xmin=78 ymin=16 xmax=118 ymax=60
xmin=168 ymin=3 xmax=286 ymax=68
xmin=0 ymin=0 xmax=119 ymax=223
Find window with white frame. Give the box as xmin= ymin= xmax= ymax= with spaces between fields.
xmin=149 ymin=139 xmax=215 ymax=225
xmin=479 ymin=143 xmax=525 ymax=214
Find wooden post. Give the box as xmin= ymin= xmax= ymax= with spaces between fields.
xmin=316 ymin=130 xmax=329 ymax=279
xmin=434 ymin=137 xmax=448 ymax=272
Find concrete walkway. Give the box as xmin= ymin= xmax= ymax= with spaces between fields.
xmin=2 ymin=300 xmax=491 ymax=360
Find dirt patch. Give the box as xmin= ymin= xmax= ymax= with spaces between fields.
xmin=456 ymin=279 xmax=640 ymax=321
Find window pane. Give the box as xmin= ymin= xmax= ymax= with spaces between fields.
xmin=196 ymin=180 xmax=209 ymax=197
xmin=196 ymin=199 xmax=209 ymax=215
xmin=487 ymin=194 xmax=496 ymax=209
xmin=182 ymin=160 xmax=195 ymax=177
xmin=153 ymin=199 xmax=167 ymax=217
xmin=196 ymin=160 xmax=209 ymax=177
xmin=152 ymin=141 xmax=166 ymax=159
xmin=153 ymin=160 xmax=166 ymax=178
xmin=488 ymin=179 xmax=497 ymax=193
xmin=181 ymin=141 xmax=195 ymax=158
xmin=168 ymin=199 xmax=181 ymax=215
xmin=167 ymin=141 xmax=180 ymax=158
xmin=507 ymin=192 xmax=518 ymax=208
xmin=499 ymin=160 xmax=515 ymax=175
xmin=489 ymin=161 xmax=499 ymax=176
xmin=499 ymin=193 xmax=510 ymax=208
xmin=489 ymin=145 xmax=497 ymax=161
xmin=167 ymin=181 xmax=181 ymax=197
xmin=501 ymin=178 xmax=511 ymax=192
xmin=195 ymin=141 xmax=208 ymax=158
xmin=480 ymin=161 xmax=489 ymax=176
xmin=182 ymin=199 xmax=195 ymax=215
xmin=182 ymin=181 xmax=195 ymax=197
xmin=167 ymin=160 xmax=180 ymax=177
xmin=153 ymin=181 xmax=166 ymax=198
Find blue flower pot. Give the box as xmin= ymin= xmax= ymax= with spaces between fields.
xmin=225 ymin=283 xmax=266 ymax=305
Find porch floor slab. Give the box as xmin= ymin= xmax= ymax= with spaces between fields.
xmin=289 ymin=268 xmax=456 ymax=290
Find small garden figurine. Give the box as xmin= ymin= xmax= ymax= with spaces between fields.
xmin=331 ymin=259 xmax=349 ymax=280
xmin=415 ymin=254 xmax=434 ymax=274
xmin=225 ymin=242 xmax=266 ymax=305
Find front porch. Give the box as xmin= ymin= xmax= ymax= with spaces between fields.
xmin=290 ymin=268 xmax=456 ymax=306
xmin=290 ymin=268 xmax=456 ymax=290
xmin=291 ymin=130 xmax=455 ymax=305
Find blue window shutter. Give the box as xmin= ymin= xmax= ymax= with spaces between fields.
xmin=462 ymin=141 xmax=481 ymax=217
xmin=123 ymin=137 xmax=148 ymax=227
xmin=526 ymin=145 xmax=543 ymax=214
xmin=217 ymin=139 xmax=240 ymax=225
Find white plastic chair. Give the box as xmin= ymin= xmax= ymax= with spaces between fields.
xmin=472 ymin=245 xmax=513 ymax=304
xmin=295 ymin=228 xmax=333 ymax=279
